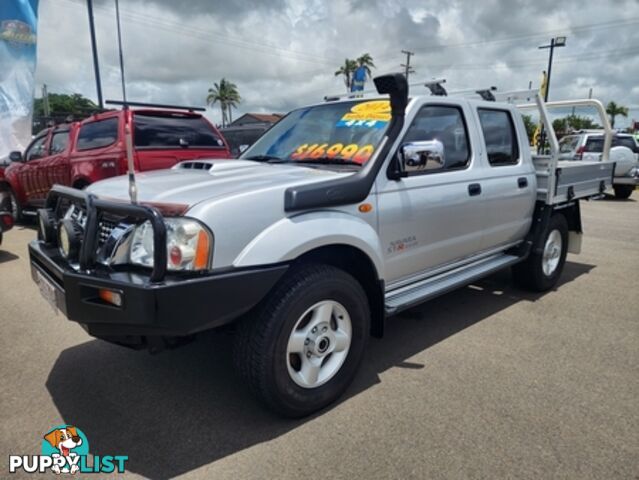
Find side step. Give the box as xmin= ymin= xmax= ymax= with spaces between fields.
xmin=385 ymin=253 xmax=521 ymax=315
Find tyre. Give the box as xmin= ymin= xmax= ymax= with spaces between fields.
xmin=234 ymin=263 xmax=370 ymax=417
xmin=613 ymin=185 xmax=634 ymax=200
xmin=8 ymin=189 xmax=23 ymax=222
xmin=512 ymin=214 xmax=569 ymax=292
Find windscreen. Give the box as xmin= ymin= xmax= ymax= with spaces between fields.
xmin=133 ymin=113 xmax=224 ymax=148
xmin=240 ymin=100 xmax=391 ymax=165
xmin=558 ymin=136 xmax=579 ymax=153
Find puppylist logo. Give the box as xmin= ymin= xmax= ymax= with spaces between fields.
xmin=8 ymin=425 xmax=128 ymax=475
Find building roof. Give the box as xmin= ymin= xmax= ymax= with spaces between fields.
xmin=231 ymin=113 xmax=284 ymax=126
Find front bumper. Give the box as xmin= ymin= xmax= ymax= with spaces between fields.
xmin=29 ymin=240 xmax=288 ymax=345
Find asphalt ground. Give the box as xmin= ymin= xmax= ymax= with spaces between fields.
xmin=1 ymin=196 xmax=637 ymax=479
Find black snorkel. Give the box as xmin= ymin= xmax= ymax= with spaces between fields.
xmin=284 ymin=73 xmax=408 ymax=212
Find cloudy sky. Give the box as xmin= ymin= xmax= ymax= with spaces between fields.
xmin=34 ymin=0 xmax=639 ymax=128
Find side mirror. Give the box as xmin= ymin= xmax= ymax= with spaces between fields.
xmin=9 ymin=151 xmax=23 ymax=163
xmin=398 ymin=140 xmax=445 ymax=174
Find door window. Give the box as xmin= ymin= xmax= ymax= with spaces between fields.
xmin=50 ymin=131 xmax=70 ymax=154
xmin=77 ymin=117 xmax=119 ymax=150
xmin=25 ymin=135 xmax=47 ymax=161
xmin=478 ymin=109 xmax=519 ymax=166
xmin=401 ymin=105 xmax=471 ymax=173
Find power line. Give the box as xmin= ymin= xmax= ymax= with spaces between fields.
xmin=57 ymin=0 xmax=341 ymax=66
xmin=413 ymin=46 xmax=639 ymax=72
xmin=400 ymin=50 xmax=415 ymax=80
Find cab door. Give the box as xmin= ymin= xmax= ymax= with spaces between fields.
xmin=41 ymin=128 xmax=72 ymax=192
xmin=376 ymin=101 xmax=487 ymax=286
xmin=18 ymin=133 xmax=49 ymax=204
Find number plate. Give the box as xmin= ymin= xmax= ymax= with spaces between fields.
xmin=35 ymin=270 xmax=58 ymax=314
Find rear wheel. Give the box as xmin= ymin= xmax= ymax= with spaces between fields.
xmin=234 ymin=264 xmax=370 ymax=417
xmin=513 ymin=214 xmax=569 ymax=292
xmin=613 ymin=185 xmax=634 ymax=200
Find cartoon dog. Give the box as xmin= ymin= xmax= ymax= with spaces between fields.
xmin=44 ymin=426 xmax=83 ymax=474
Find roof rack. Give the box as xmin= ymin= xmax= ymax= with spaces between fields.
xmin=105 ymin=100 xmax=206 ymax=112
xmin=324 ymin=77 xmax=500 ymax=102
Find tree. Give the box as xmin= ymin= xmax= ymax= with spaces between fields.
xmin=551 ymin=114 xmax=602 ymax=139
xmin=522 ymin=114 xmax=536 ymax=142
xmin=206 ymin=78 xmax=241 ymax=127
xmin=356 ymin=53 xmax=375 ymax=79
xmin=334 ymin=58 xmax=357 ymax=92
xmin=606 ymin=101 xmax=628 ymax=128
xmin=33 ymin=93 xmax=99 ymax=118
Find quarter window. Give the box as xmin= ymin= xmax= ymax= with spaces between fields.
xmin=77 ymin=117 xmax=119 ymax=150
xmin=402 ymin=105 xmax=471 ymax=172
xmin=26 ymin=135 xmax=47 ymax=161
xmin=478 ymin=109 xmax=519 ymax=166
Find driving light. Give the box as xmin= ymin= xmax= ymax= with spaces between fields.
xmin=58 ymin=219 xmax=83 ymax=261
xmin=37 ymin=208 xmax=57 ymax=243
xmin=129 ymin=218 xmax=213 ymax=271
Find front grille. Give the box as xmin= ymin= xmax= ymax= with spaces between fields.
xmin=47 ymin=185 xmax=168 ymax=281
xmin=62 ymin=203 xmax=121 ymax=248
xmin=98 ymin=218 xmax=117 ymax=247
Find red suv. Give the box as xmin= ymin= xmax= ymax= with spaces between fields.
xmin=1 ymin=108 xmax=230 ymax=219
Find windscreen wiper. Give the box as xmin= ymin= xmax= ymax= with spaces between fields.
xmin=244 ymin=154 xmax=287 ymax=163
xmin=296 ymin=157 xmax=362 ymax=166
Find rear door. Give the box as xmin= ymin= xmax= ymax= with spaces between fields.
xmin=475 ymin=107 xmax=536 ymax=251
xmin=376 ymin=101 xmax=486 ymax=285
xmin=132 ymin=112 xmax=229 ymax=171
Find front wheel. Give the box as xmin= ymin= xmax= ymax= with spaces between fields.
xmin=512 ymin=213 xmax=569 ymax=292
xmin=613 ymin=185 xmax=634 ymax=200
xmin=234 ymin=264 xmax=370 ymax=417
xmin=8 ymin=189 xmax=23 ymax=222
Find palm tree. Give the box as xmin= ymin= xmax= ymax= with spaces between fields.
xmin=356 ymin=53 xmax=375 ymax=79
xmin=606 ymin=101 xmax=628 ymax=128
xmin=206 ymin=78 xmax=241 ymax=127
xmin=334 ymin=58 xmax=357 ymax=92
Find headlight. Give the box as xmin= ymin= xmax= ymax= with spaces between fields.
xmin=129 ymin=218 xmax=213 ymax=271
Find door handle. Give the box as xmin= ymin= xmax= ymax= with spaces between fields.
xmin=518 ymin=177 xmax=528 ymax=188
xmin=468 ymin=183 xmax=482 ymax=196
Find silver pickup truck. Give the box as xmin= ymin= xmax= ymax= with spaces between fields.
xmin=29 ymin=74 xmax=615 ymax=417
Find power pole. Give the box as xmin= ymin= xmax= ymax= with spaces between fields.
xmin=400 ymin=50 xmax=415 ymax=80
xmin=42 ymin=84 xmax=50 ymax=117
xmin=87 ymin=0 xmax=103 ymax=109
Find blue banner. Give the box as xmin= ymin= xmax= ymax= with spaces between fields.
xmin=350 ymin=66 xmax=366 ymax=92
xmin=0 ymin=0 xmax=39 ymax=161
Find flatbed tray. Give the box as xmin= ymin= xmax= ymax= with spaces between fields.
xmin=533 ymin=156 xmax=615 ymax=204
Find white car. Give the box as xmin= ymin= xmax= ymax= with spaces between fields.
xmin=558 ymin=131 xmax=638 ymax=199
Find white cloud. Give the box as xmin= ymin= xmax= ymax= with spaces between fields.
xmin=34 ymin=0 xmax=639 ymax=127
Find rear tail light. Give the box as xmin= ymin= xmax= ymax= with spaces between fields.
xmin=1 ymin=214 xmax=13 ymax=230
xmin=574 ymin=146 xmax=585 ymax=160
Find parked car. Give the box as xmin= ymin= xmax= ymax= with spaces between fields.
xmin=29 ymin=74 xmax=615 ymax=417
xmin=1 ymin=108 xmax=230 ymax=219
xmin=220 ymin=124 xmax=270 ymax=157
xmin=558 ymin=130 xmax=638 ymax=199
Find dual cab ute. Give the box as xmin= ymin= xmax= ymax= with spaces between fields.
xmin=29 ymin=74 xmax=615 ymax=417
xmin=1 ymin=104 xmax=229 ymax=220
